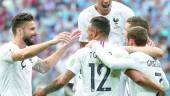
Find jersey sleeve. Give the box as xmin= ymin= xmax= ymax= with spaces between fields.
xmin=66 ymin=52 xmax=81 ymax=75
xmin=78 ymin=11 xmax=89 ymax=42
xmin=91 ymin=42 xmax=138 ymax=70
xmin=31 ymin=56 xmax=42 ymax=66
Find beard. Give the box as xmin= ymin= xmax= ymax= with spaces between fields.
xmin=23 ymin=36 xmax=34 ymax=46
xmin=102 ymin=4 xmax=110 ymax=8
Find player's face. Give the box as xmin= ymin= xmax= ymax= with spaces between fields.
xmin=96 ymin=0 xmax=112 ymax=11
xmin=124 ymin=23 xmax=131 ymax=45
xmin=22 ymin=21 xmax=37 ymax=46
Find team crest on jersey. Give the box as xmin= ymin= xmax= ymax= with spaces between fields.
xmin=113 ymin=18 xmax=119 ymax=24
xmin=113 ymin=17 xmax=120 ymax=29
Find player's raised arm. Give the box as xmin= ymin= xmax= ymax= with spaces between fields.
xmin=12 ymin=32 xmax=72 ymax=61
xmin=33 ymin=31 xmax=80 ymax=73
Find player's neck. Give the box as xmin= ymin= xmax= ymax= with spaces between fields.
xmin=94 ymin=35 xmax=108 ymax=42
xmin=95 ymin=6 xmax=111 ymax=16
xmin=12 ymin=37 xmax=27 ymax=49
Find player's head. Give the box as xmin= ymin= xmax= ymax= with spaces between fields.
xmin=125 ymin=16 xmax=150 ymax=36
xmin=95 ymin=0 xmax=112 ymax=14
xmin=12 ymin=12 xmax=37 ymax=46
xmin=88 ymin=16 xmax=110 ymax=40
xmin=126 ymin=26 xmax=148 ymax=46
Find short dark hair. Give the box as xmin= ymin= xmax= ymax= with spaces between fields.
xmin=127 ymin=26 xmax=148 ymax=46
xmin=90 ymin=16 xmax=110 ymax=37
xmin=12 ymin=13 xmax=34 ymax=35
xmin=127 ymin=16 xmax=150 ymax=36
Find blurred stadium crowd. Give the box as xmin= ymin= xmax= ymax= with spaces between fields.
xmin=0 ymin=0 xmax=170 ymax=96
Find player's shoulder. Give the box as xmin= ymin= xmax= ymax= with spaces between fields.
xmin=0 ymin=42 xmax=10 ymax=48
xmin=130 ymin=51 xmax=152 ymax=59
xmin=74 ymin=47 xmax=91 ymax=57
xmin=111 ymin=1 xmax=134 ymax=15
xmin=104 ymin=43 xmax=129 ymax=57
xmin=105 ymin=43 xmax=126 ymax=52
xmin=111 ymin=1 xmax=132 ymax=10
xmin=79 ymin=5 xmax=95 ymax=18
xmin=0 ymin=42 xmax=16 ymax=51
xmin=131 ymin=51 xmax=148 ymax=56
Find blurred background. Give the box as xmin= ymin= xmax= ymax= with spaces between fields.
xmin=0 ymin=0 xmax=170 ymax=96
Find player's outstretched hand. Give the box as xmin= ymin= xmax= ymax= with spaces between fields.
xmin=62 ymin=29 xmax=80 ymax=47
xmin=86 ymin=40 xmax=97 ymax=48
xmin=52 ymin=32 xmax=72 ymax=44
xmin=33 ymin=88 xmax=46 ymax=96
xmin=70 ymin=29 xmax=80 ymax=42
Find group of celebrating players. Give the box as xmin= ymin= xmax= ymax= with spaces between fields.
xmin=0 ymin=0 xmax=169 ymax=96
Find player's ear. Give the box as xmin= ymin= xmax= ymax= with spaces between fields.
xmin=16 ymin=27 xmax=24 ymax=37
xmin=92 ymin=29 xmax=97 ymax=38
xmin=94 ymin=30 xmax=98 ymax=38
xmin=128 ymin=39 xmax=135 ymax=46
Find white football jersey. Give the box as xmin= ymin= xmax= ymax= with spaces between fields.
xmin=78 ymin=1 xmax=135 ymax=45
xmin=128 ymin=52 xmax=169 ymax=96
xmin=66 ymin=42 xmax=131 ymax=96
xmin=90 ymin=42 xmax=141 ymax=96
xmin=0 ymin=42 xmax=40 ymax=96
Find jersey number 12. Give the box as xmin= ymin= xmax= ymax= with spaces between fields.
xmin=89 ymin=63 xmax=111 ymax=92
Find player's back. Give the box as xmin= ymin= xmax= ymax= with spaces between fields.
xmin=128 ymin=52 xmax=169 ymax=96
xmin=73 ymin=42 xmax=130 ymax=96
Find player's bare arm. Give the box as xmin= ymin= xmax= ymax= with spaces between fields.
xmin=33 ymin=70 xmax=75 ymax=96
xmin=124 ymin=44 xmax=164 ymax=58
xmin=11 ymin=32 xmax=72 ymax=61
xmin=125 ymin=69 xmax=165 ymax=96
xmin=33 ymin=43 xmax=73 ymax=73
xmin=33 ymin=31 xmax=80 ymax=73
xmin=88 ymin=41 xmax=164 ymax=59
